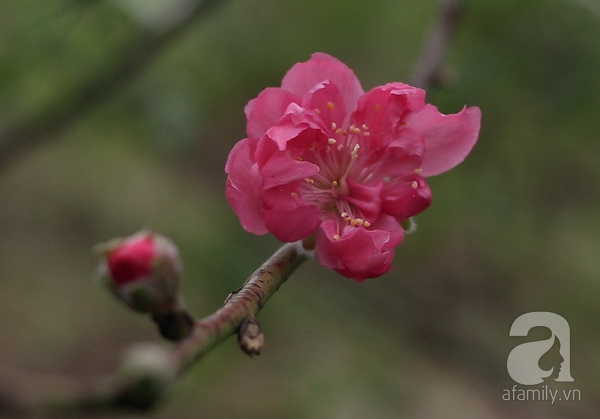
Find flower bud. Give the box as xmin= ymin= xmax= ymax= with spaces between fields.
xmin=96 ymin=231 xmax=183 ymax=314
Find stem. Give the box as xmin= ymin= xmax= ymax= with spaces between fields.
xmin=409 ymin=0 xmax=464 ymax=89
xmin=0 ymin=0 xmax=229 ymax=173
xmin=171 ymin=240 xmax=308 ymax=373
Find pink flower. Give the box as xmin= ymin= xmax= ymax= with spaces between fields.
xmin=226 ymin=53 xmax=481 ymax=281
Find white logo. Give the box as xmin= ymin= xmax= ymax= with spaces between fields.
xmin=507 ymin=312 xmax=574 ymax=385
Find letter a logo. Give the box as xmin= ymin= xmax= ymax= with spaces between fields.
xmin=507 ymin=312 xmax=574 ymax=385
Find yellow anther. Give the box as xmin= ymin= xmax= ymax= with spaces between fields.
xmin=362 ymin=124 xmax=369 ymax=130
xmin=341 ymin=212 xmax=348 ymax=218
xmin=350 ymin=218 xmax=364 ymax=227
xmin=331 ymin=122 xmax=337 ymax=130
xmin=414 ymin=168 xmax=423 ymax=173
xmin=335 ymin=128 xmax=343 ymax=134
xmin=337 ymin=144 xmax=344 ymax=151
xmin=297 ymin=156 xmax=303 ymax=161
xmin=332 ymin=180 xmax=338 ymax=186
xmin=351 ymin=126 xmax=360 ymax=134
xmin=411 ymin=181 xmax=418 ymax=189
xmin=333 ymin=234 xmax=341 ymax=240
xmin=291 ymin=192 xmax=298 ymax=197
xmin=363 ymin=221 xmax=371 ymax=227
xmin=305 ymin=178 xmax=314 ymax=184
xmin=327 ymin=102 xmax=335 ymax=110
xmin=328 ymin=138 xmax=336 ymax=145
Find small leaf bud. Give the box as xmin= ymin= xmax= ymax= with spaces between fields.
xmin=115 ymin=343 xmax=175 ymax=411
xmin=238 ymin=316 xmax=265 ymax=357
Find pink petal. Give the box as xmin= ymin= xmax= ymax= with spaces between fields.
xmin=351 ymin=83 xmax=426 ymax=151
xmin=382 ymin=175 xmax=432 ymax=221
xmin=107 ymin=235 xmax=156 ymax=285
xmin=314 ymin=217 xmax=404 ymax=281
xmin=259 ymin=149 xmax=319 ymax=189
xmin=344 ymin=178 xmax=384 ymax=221
xmin=368 ymin=214 xmax=405 ymax=251
xmin=264 ymin=205 xmax=322 ymax=242
xmin=405 ymin=105 xmax=481 ymax=177
xmin=302 ymin=81 xmax=348 ymax=130
xmin=262 ymin=181 xmax=307 ymax=210
xmin=281 ymin=53 xmax=364 ymax=116
xmin=360 ymin=128 xmax=424 ymax=179
xmin=245 ymin=88 xmax=301 ymax=139
xmin=225 ymin=138 xmax=268 ymax=235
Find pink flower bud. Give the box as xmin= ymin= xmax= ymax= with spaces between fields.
xmin=96 ymin=231 xmax=183 ymax=313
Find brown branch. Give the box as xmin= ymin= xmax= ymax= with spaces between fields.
xmin=409 ymin=0 xmax=464 ymax=89
xmin=0 ymin=241 xmax=308 ymax=416
xmin=0 ymin=0 xmax=227 ymax=173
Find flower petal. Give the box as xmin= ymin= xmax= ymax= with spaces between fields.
xmin=360 ymin=128 xmax=424 ymax=180
xmin=259 ymin=150 xmax=319 ymax=189
xmin=302 ymin=81 xmax=348 ymax=130
xmin=245 ymin=88 xmax=301 ymax=139
xmin=352 ymin=83 xmax=426 ymax=151
xmin=314 ymin=216 xmax=404 ymax=281
xmin=405 ymin=105 xmax=481 ymax=177
xmin=282 ymin=53 xmax=364 ymax=116
xmin=264 ymin=205 xmax=322 ymax=242
xmin=225 ymin=138 xmax=267 ymax=235
xmin=344 ymin=178 xmax=383 ymax=221
xmin=382 ymin=175 xmax=432 ymax=221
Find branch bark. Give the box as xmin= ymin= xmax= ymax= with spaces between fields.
xmin=409 ymin=0 xmax=464 ymax=89
xmin=0 ymin=0 xmax=227 ymax=173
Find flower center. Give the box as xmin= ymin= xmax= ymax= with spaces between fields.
xmin=298 ymin=120 xmax=373 ymax=232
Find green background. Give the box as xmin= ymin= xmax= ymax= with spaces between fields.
xmin=1 ymin=0 xmax=599 ymax=417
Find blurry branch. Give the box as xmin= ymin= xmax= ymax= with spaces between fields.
xmin=0 ymin=0 xmax=227 ymax=173
xmin=409 ymin=0 xmax=464 ymax=89
xmin=0 ymin=241 xmax=308 ymax=416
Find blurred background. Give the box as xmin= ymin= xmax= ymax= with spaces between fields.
xmin=1 ymin=0 xmax=599 ymax=417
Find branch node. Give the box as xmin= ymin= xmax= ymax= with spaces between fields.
xmin=151 ymin=306 xmax=195 ymax=341
xmin=237 ymin=317 xmax=265 ymax=357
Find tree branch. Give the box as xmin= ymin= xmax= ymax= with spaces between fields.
xmin=0 ymin=0 xmax=227 ymax=173
xmin=0 ymin=241 xmax=308 ymax=416
xmin=409 ymin=0 xmax=464 ymax=89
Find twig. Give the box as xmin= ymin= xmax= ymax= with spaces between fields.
xmin=0 ymin=0 xmax=227 ymax=173
xmin=169 ymin=240 xmax=308 ymax=374
xmin=0 ymin=241 xmax=308 ymax=416
xmin=409 ymin=0 xmax=464 ymax=89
